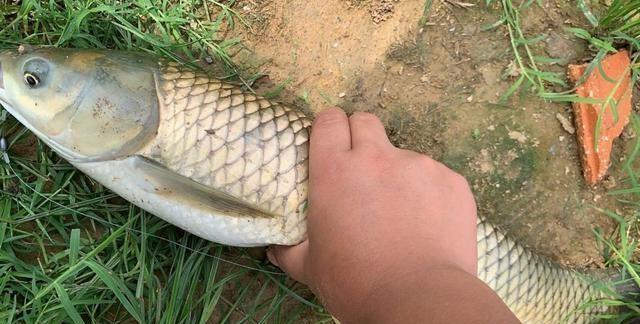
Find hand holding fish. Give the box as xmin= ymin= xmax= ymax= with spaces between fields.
xmin=267 ymin=108 xmax=519 ymax=323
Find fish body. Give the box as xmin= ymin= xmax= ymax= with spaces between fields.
xmin=0 ymin=48 xmax=615 ymax=322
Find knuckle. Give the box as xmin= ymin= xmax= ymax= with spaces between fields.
xmin=350 ymin=111 xmax=381 ymax=124
xmin=314 ymin=108 xmax=347 ymax=128
xmin=318 ymin=154 xmax=349 ymax=174
xmin=413 ymin=154 xmax=436 ymax=168
xmin=367 ymin=152 xmax=394 ymax=173
xmin=452 ymin=172 xmax=472 ymax=190
xmin=354 ymin=144 xmax=387 ymax=161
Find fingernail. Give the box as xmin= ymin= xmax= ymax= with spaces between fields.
xmin=266 ymin=247 xmax=280 ymax=267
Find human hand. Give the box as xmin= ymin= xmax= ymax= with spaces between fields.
xmin=267 ymin=108 xmax=506 ymax=322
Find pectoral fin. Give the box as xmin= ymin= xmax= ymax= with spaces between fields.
xmin=130 ymin=155 xmax=275 ymax=219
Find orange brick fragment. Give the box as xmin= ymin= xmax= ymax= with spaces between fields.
xmin=568 ymin=50 xmax=632 ymax=186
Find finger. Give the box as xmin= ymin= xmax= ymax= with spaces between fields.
xmin=348 ymin=112 xmax=391 ymax=149
xmin=310 ymin=107 xmax=351 ymax=159
xmin=267 ymin=240 xmax=310 ymax=284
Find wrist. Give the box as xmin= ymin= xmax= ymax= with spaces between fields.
xmin=334 ymin=265 xmax=518 ymax=324
xmin=350 ymin=264 xmax=460 ymax=323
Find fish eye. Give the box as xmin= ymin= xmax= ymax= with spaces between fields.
xmin=23 ymin=72 xmax=40 ymax=88
xmin=22 ymin=58 xmax=49 ymax=89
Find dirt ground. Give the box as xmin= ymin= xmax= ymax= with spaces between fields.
xmin=229 ymin=0 xmax=640 ymax=269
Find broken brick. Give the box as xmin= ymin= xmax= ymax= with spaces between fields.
xmin=568 ymin=50 xmax=633 ymax=186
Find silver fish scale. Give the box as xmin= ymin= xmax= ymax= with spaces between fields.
xmin=145 ymin=62 xmax=611 ymax=323
xmin=144 ymin=61 xmax=311 ymax=233
xmin=477 ymin=220 xmax=607 ymax=323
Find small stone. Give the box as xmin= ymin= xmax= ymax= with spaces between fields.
xmin=508 ymin=130 xmax=527 ymax=144
xmin=531 ymin=138 xmax=540 ymax=147
xmin=555 ymin=113 xmax=575 ymax=134
xmin=466 ymin=95 xmax=473 ymax=102
xmin=18 ymin=44 xmax=33 ymax=54
xmin=338 ymin=92 xmax=346 ymax=98
xmin=603 ymin=176 xmax=617 ymax=189
xmin=545 ymin=31 xmax=584 ymax=66
xmin=505 ymin=60 xmax=520 ymax=77
xmin=420 ymin=75 xmax=429 ymax=83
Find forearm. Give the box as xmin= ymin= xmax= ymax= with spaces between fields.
xmin=344 ymin=266 xmax=520 ymax=324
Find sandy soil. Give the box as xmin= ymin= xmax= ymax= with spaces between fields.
xmin=228 ymin=0 xmax=640 ymax=269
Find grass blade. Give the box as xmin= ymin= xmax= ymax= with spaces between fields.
xmin=84 ymin=259 xmax=143 ymax=322
xmin=53 ymin=282 xmax=84 ymax=324
xmin=69 ymin=228 xmax=80 ymax=266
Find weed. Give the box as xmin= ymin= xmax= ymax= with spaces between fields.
xmin=599 ymin=0 xmax=640 ymax=39
xmin=484 ymin=0 xmax=567 ymax=101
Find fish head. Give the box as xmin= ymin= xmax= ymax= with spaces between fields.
xmin=0 ymin=48 xmax=159 ymax=162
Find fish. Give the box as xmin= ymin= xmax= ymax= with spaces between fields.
xmin=0 ymin=48 xmax=626 ymax=323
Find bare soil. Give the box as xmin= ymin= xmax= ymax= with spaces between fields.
xmin=232 ymin=0 xmax=639 ymax=271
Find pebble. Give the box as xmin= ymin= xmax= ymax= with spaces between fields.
xmin=555 ymin=113 xmax=575 ymax=134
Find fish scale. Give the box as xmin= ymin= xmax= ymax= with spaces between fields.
xmin=142 ymin=61 xmax=311 ymax=231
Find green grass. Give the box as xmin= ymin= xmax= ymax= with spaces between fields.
xmin=599 ymin=0 xmax=640 ymax=39
xmin=0 ymin=1 xmax=330 ymax=323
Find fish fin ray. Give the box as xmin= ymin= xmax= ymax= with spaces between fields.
xmin=131 ymin=155 xmax=275 ymax=219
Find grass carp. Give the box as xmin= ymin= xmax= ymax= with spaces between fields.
xmin=0 ymin=48 xmax=624 ymax=323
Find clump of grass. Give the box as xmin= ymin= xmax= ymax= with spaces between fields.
xmin=599 ymin=0 xmax=640 ymax=39
xmin=0 ymin=1 xmax=329 ymax=323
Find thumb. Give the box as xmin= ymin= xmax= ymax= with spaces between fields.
xmin=267 ymin=240 xmax=309 ymax=284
